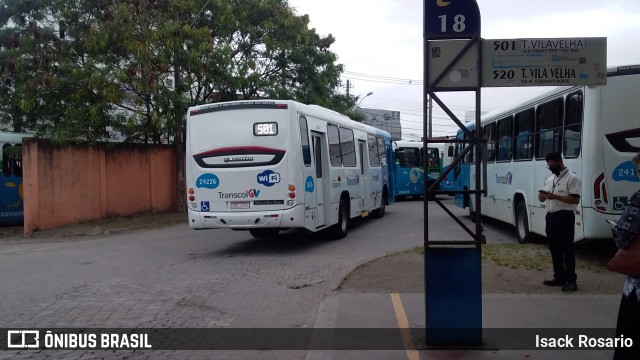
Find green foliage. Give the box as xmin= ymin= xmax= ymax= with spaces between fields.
xmin=0 ymin=0 xmax=358 ymax=143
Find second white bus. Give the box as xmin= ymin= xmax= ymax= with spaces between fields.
xmin=455 ymin=65 xmax=640 ymax=243
xmin=186 ymin=100 xmax=394 ymax=239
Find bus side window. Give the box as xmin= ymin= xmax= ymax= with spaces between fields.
xmin=377 ymin=137 xmax=386 ymax=166
xmin=564 ymin=91 xmax=583 ymax=158
xmin=339 ymin=127 xmax=356 ymax=167
xmin=367 ymin=135 xmax=379 ymax=167
xmin=2 ymin=144 xmax=12 ymax=177
xmin=535 ymin=98 xmax=563 ymax=159
xmin=483 ymin=123 xmax=496 ymax=162
xmin=514 ymin=109 xmax=534 ymax=160
xmin=464 ymin=133 xmax=474 ymax=164
xmin=299 ymin=116 xmax=311 ymax=166
xmin=13 ymin=145 xmax=22 ymax=177
xmin=497 ymin=116 xmax=513 ymax=161
xmin=327 ymin=124 xmax=342 ymax=166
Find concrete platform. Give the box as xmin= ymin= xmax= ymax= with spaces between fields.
xmin=307 ymin=293 xmax=621 ymax=360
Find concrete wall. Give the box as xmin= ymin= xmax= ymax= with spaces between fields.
xmin=22 ymin=139 xmax=176 ymax=236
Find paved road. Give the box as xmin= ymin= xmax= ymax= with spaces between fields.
xmin=0 ymin=198 xmax=520 ymax=359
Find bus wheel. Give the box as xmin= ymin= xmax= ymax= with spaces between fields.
xmin=329 ymin=198 xmax=349 ymax=239
xmin=249 ymin=228 xmax=280 ymax=238
xmin=371 ymin=191 xmax=387 ymax=218
xmin=469 ymin=210 xmax=480 ymax=223
xmin=515 ymin=201 xmax=531 ymax=244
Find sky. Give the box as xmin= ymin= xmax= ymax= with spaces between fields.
xmin=287 ymin=0 xmax=640 ymax=139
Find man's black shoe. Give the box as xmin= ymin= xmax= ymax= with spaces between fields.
xmin=562 ymin=283 xmax=578 ymax=292
xmin=543 ymin=279 xmax=565 ymax=286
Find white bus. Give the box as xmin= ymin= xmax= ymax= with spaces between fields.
xmin=185 ymin=100 xmax=394 ymax=239
xmin=456 ymin=65 xmax=640 ymax=243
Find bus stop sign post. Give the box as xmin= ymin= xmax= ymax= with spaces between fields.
xmin=424 ymin=0 xmax=483 ymax=347
xmin=424 ymin=1 xmax=607 ymax=349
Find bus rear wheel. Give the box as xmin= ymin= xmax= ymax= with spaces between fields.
xmin=328 ymin=198 xmax=349 ymax=239
xmin=515 ymin=201 xmax=531 ymax=244
xmin=249 ymin=228 xmax=280 ymax=238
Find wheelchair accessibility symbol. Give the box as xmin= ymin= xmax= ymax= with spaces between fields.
xmin=201 ymin=201 xmax=210 ymax=212
xmin=613 ymin=197 xmax=628 ymax=211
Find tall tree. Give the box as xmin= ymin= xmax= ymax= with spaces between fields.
xmin=0 ymin=0 xmax=62 ymax=134
xmin=1 ymin=0 xmax=361 ymax=211
xmin=2 ymin=0 xmax=359 ymax=140
xmin=0 ymin=0 xmax=124 ymax=142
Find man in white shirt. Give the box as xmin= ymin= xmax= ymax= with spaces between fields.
xmin=538 ymin=152 xmax=582 ymax=292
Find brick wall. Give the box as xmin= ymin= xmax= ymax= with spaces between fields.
xmin=22 ymin=139 xmax=177 ymax=236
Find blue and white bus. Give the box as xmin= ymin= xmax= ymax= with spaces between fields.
xmin=0 ymin=132 xmax=30 ymax=225
xmin=439 ymin=137 xmax=459 ymax=195
xmin=393 ymin=140 xmax=440 ymax=199
xmin=186 ymin=100 xmax=395 ymax=239
xmin=453 ymin=65 xmax=640 ymax=243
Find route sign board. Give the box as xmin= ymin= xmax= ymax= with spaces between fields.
xmin=424 ymin=0 xmax=480 ymax=36
xmin=482 ymin=37 xmax=607 ymax=87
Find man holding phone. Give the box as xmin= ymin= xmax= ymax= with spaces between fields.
xmin=538 ymin=152 xmax=582 ymax=292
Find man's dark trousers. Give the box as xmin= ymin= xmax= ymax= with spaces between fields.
xmin=545 ymin=210 xmax=576 ymax=283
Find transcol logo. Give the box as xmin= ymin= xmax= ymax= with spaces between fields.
xmin=257 ymin=170 xmax=281 ymax=187
xmin=218 ymin=189 xmax=261 ymax=199
xmin=496 ymin=172 xmax=513 ymax=185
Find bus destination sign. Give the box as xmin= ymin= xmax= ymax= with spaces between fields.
xmin=482 ymin=37 xmax=607 ymax=87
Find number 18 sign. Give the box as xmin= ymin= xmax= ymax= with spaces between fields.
xmin=424 ymin=0 xmax=481 ymax=36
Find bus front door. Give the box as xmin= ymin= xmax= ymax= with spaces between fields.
xmin=312 ymin=133 xmax=325 ymax=227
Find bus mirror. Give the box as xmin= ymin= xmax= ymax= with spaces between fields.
xmin=447 ymin=145 xmax=454 ymax=157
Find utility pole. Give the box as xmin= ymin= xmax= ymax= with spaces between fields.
xmin=428 ymin=95 xmax=433 ymax=138
xmin=346 ymin=79 xmax=350 ymax=97
xmin=173 ymin=0 xmax=211 ymax=213
xmin=174 ymin=9 xmax=186 ymax=213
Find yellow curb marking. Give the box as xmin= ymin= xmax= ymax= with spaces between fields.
xmin=390 ymin=293 xmax=420 ymax=360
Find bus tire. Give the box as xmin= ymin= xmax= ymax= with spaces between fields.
xmin=249 ymin=228 xmax=280 ymax=238
xmin=329 ymin=198 xmax=349 ymax=239
xmin=469 ymin=210 xmax=480 ymax=223
xmin=371 ymin=191 xmax=387 ymax=218
xmin=515 ymin=201 xmax=531 ymax=244
xmin=426 ymin=182 xmax=437 ymax=200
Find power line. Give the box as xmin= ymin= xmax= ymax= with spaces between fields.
xmin=360 ymin=109 xmax=466 ymax=123
xmin=343 ymin=71 xmax=423 ymax=84
xmin=357 ymin=110 xmax=466 ymax=131
xmin=342 ymin=75 xmax=422 ymax=85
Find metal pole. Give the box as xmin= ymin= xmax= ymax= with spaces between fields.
xmin=428 ymin=96 xmax=433 ymax=139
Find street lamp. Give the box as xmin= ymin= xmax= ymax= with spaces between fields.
xmin=357 ymin=92 xmax=373 ymax=108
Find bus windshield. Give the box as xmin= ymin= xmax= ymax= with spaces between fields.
xmin=396 ymin=148 xmax=420 ymax=167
